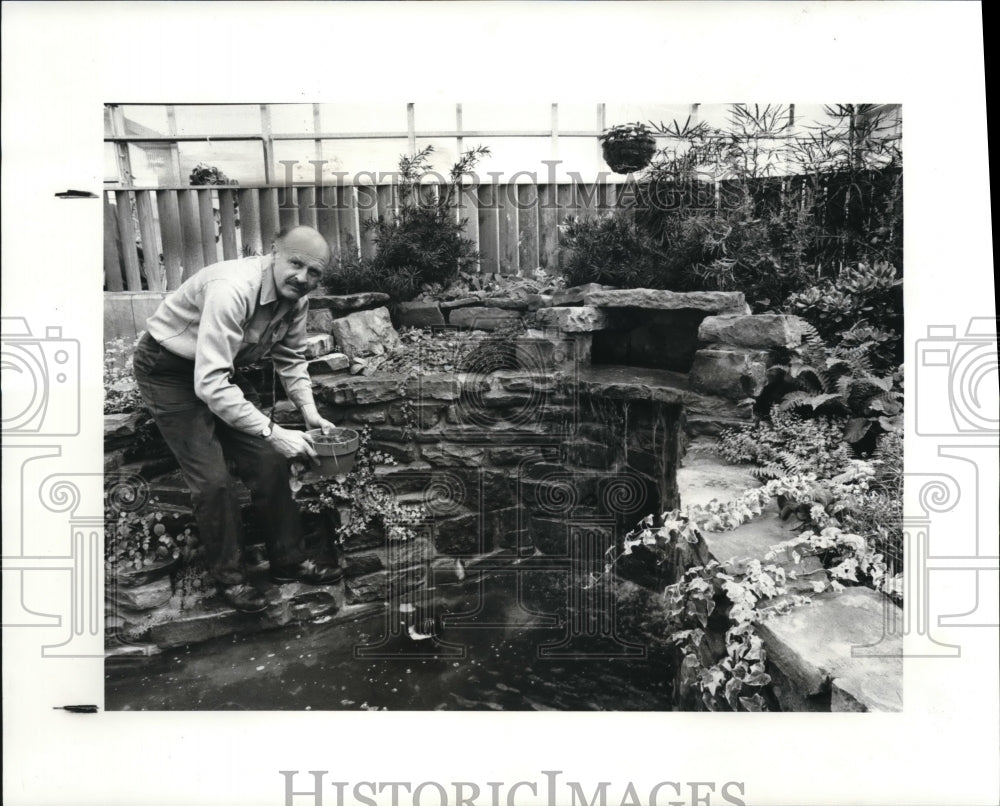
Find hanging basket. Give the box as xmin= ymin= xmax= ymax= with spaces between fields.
xmin=600 ymin=123 xmax=658 ymax=174
xmin=602 ymin=138 xmax=657 ymax=174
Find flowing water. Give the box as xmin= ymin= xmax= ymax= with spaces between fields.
xmin=106 ymin=569 xmax=674 ymax=711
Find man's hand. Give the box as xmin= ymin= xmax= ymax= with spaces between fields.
xmin=303 ymin=412 xmax=338 ymax=436
xmin=266 ymin=424 xmax=319 ymax=465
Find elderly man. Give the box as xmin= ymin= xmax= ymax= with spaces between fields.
xmin=133 ymin=225 xmax=341 ymax=613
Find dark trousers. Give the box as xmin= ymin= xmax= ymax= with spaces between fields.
xmin=132 ymin=332 xmax=304 ymax=585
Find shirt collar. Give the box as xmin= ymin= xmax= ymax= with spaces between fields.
xmin=260 ymin=255 xmax=280 ymax=306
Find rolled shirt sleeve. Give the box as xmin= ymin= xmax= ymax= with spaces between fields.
xmin=269 ymin=301 xmax=316 ymax=411
xmin=193 ymin=279 xmax=272 ymax=435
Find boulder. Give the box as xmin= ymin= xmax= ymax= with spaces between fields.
xmin=698 ymin=314 xmax=806 ymax=349
xmin=534 ymin=306 xmax=610 ymax=332
xmin=330 ymin=307 xmax=401 ymax=359
xmin=104 ymin=411 xmax=147 ymax=442
xmin=395 ymin=301 xmax=446 ymax=328
xmin=341 ymin=552 xmax=384 ymax=578
xmin=309 ymin=292 xmax=390 ymax=312
xmin=584 ymin=288 xmax=746 ymax=313
xmin=440 ymin=296 xmax=485 ymax=310
xmin=108 ymin=577 xmax=173 ymax=611
xmin=688 ymin=347 xmax=770 ymax=401
xmin=551 ymin=283 xmax=612 ymax=306
xmin=448 ymin=306 xmax=524 ymax=330
xmin=303 ymin=334 xmax=336 ymax=359
xmin=307 ymin=353 xmax=350 ymax=375
xmin=306 ymin=308 xmax=336 ymax=335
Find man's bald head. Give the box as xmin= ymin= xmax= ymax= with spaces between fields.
xmin=271 ymin=225 xmax=331 ymax=301
xmin=276 ymin=225 xmax=332 ymax=266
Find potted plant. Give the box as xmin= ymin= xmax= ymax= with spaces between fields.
xmin=599 ymin=122 xmax=658 ymax=174
xmin=305 ymin=426 xmax=360 ymax=478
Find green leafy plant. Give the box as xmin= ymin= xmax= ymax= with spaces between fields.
xmin=104 ymin=495 xmax=201 ymax=575
xmin=602 ymin=104 xmax=904 ymax=320
xmin=558 ymin=211 xmax=673 ymax=289
xmin=296 ymin=427 xmax=427 ymax=544
xmin=104 ymin=335 xmax=146 ymax=415
xmin=767 ymin=323 xmax=903 ymax=450
xmin=718 ymin=408 xmax=849 ymax=480
xmin=323 ymin=145 xmax=490 ymax=303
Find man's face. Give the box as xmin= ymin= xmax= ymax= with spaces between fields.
xmin=271 ymin=233 xmax=329 ymax=301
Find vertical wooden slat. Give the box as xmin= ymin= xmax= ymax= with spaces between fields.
xmin=177 ymin=189 xmax=204 ymax=280
xmin=259 ymin=188 xmax=280 ymax=250
xmin=356 ymin=185 xmax=378 ymax=259
xmin=476 ymin=182 xmax=499 ymax=275
xmin=315 ymin=186 xmax=340 ymax=262
xmin=538 ymin=183 xmax=560 ymax=271
xmin=114 ymin=191 xmax=143 ymax=290
xmin=517 ymin=183 xmax=539 ymax=273
xmin=103 ymin=192 xmax=124 ymax=291
xmin=260 ymin=104 xmax=274 ymax=184
xmin=297 ymin=187 xmax=317 ymax=229
xmin=337 ymin=186 xmax=359 ymax=258
xmin=218 ymin=189 xmax=239 ymax=261
xmin=458 ymin=185 xmax=480 ymax=271
xmin=197 ymin=189 xmax=218 ymax=266
xmin=134 ymin=190 xmax=165 ymax=291
xmin=598 ymin=180 xmax=620 ymax=214
xmin=497 ymin=181 xmax=519 ymax=275
xmin=156 ymin=189 xmax=184 ymax=289
xmin=375 ymin=184 xmax=396 ymax=223
xmin=574 ymin=179 xmax=601 ymax=221
xmin=237 ymin=188 xmax=262 ymax=256
xmin=278 ymin=186 xmax=299 ymax=231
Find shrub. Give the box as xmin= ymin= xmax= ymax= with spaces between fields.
xmin=558 ymin=211 xmax=674 ymax=289
xmin=104 ymin=336 xmax=146 ymax=415
xmin=323 ymin=145 xmax=488 ymax=303
xmin=718 ymin=408 xmax=849 ymax=480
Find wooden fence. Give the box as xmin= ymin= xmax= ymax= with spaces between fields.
xmin=103 ymin=181 xmax=636 ymax=292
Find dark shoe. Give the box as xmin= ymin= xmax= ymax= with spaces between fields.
xmin=271 ymin=559 xmax=343 ymax=585
xmin=219 ymin=583 xmax=268 ymax=614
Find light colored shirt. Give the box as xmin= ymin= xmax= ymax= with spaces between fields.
xmin=145 ymin=255 xmax=315 ymax=435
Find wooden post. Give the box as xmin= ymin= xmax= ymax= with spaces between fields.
xmin=337 ymin=185 xmax=358 ymax=258
xmin=156 ymin=189 xmax=184 ymax=289
xmin=177 ymin=189 xmax=205 ymax=280
xmin=297 ymin=186 xmax=317 ymax=229
xmin=538 ymin=183 xmax=560 ymax=271
xmin=316 ymin=185 xmax=340 ymax=262
xmin=197 ymin=189 xmax=219 ymax=266
xmin=114 ymin=190 xmax=143 ymax=290
xmin=237 ymin=188 xmax=262 ymax=257
xmin=134 ymin=190 xmax=165 ymax=291
xmin=259 ymin=187 xmax=279 ymax=250
xmin=103 ymin=192 xmax=124 ymax=291
xmin=497 ymin=181 xmax=519 ymax=275
xmin=477 ymin=182 xmax=499 ymax=275
xmin=260 ymin=104 xmax=274 ymax=184
xmin=458 ymin=184 xmax=480 ymax=272
xmin=356 ymin=184 xmax=378 ymax=259
xmin=218 ymin=189 xmax=239 ymax=261
xmin=517 ymin=183 xmax=539 ymax=274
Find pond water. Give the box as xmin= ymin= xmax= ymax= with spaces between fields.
xmin=105 ymin=569 xmax=675 ymax=711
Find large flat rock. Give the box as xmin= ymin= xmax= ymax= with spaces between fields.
xmin=585 ymin=289 xmax=747 ymax=313
xmin=698 ymin=313 xmax=806 ymax=349
xmin=755 ymin=586 xmax=903 ymax=710
xmin=534 ymin=306 xmax=611 ymax=332
xmin=309 ymin=292 xmax=390 ymax=312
